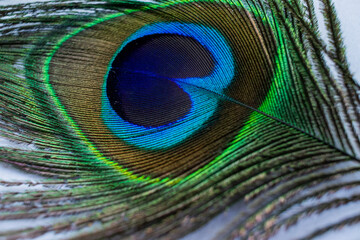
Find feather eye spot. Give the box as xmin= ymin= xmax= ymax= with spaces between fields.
xmin=47 ymin=2 xmax=279 ymax=177
xmin=102 ymin=22 xmax=235 ymax=149
xmin=106 ymin=33 xmax=215 ymax=128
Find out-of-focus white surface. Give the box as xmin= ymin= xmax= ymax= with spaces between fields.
xmin=333 ymin=0 xmax=360 ymax=84
xmin=0 ymin=0 xmax=52 ymax=5
xmin=314 ymin=0 xmax=360 ymax=84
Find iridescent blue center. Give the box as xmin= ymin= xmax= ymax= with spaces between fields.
xmin=106 ymin=34 xmax=214 ymax=128
xmin=103 ymin=22 xmax=234 ymax=150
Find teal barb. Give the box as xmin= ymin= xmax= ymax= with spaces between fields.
xmin=0 ymin=0 xmax=360 ymax=239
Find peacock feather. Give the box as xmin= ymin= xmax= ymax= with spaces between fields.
xmin=0 ymin=0 xmax=359 ymax=239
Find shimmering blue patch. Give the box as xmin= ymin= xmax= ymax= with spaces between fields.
xmin=102 ymin=22 xmax=234 ymax=150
